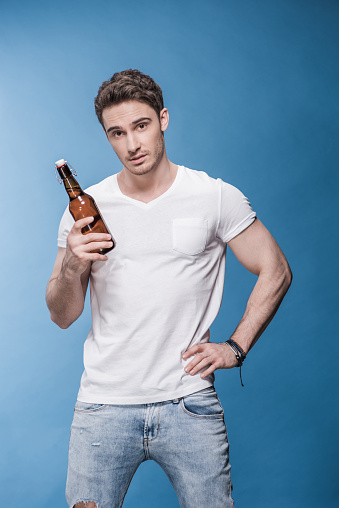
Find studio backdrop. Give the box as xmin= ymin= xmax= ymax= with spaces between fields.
xmin=0 ymin=1 xmax=338 ymax=507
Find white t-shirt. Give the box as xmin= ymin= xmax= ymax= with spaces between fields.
xmin=57 ymin=165 xmax=256 ymax=404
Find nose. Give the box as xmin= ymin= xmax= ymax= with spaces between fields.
xmin=127 ymin=132 xmax=141 ymax=154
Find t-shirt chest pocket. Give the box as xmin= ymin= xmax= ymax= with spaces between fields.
xmin=172 ymin=218 xmax=208 ymax=256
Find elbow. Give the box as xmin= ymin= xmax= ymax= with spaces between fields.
xmin=287 ymin=267 xmax=293 ymax=287
xmin=50 ymin=307 xmax=84 ymax=329
xmin=50 ymin=312 xmax=73 ymax=329
xmin=48 ymin=305 xmax=81 ymax=329
xmin=57 ymin=320 xmax=72 ymax=330
xmin=282 ymin=262 xmax=293 ymax=292
xmin=46 ymin=294 xmax=83 ymax=329
xmin=48 ymin=305 xmax=83 ymax=328
xmin=46 ymin=297 xmax=72 ymax=329
xmin=264 ymin=259 xmax=292 ymax=293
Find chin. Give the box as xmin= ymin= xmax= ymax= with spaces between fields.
xmin=127 ymin=161 xmax=156 ymax=176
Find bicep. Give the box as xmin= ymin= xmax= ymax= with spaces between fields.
xmin=47 ymin=247 xmax=91 ymax=299
xmin=227 ymin=218 xmax=291 ymax=277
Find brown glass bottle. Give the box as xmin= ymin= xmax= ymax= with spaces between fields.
xmin=55 ymin=159 xmax=114 ymax=254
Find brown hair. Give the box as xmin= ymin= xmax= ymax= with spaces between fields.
xmin=94 ymin=69 xmax=164 ymax=127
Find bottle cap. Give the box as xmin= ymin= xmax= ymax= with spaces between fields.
xmin=55 ymin=158 xmax=66 ymax=168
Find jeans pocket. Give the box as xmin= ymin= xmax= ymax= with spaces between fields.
xmin=180 ymin=387 xmax=224 ymax=419
xmin=74 ymin=400 xmax=108 ymax=413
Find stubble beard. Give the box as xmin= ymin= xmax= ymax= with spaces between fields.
xmin=124 ymin=134 xmax=166 ymax=177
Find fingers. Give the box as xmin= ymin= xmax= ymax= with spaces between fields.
xmin=200 ymin=364 xmax=217 ymax=378
xmin=182 ymin=343 xmax=238 ymax=377
xmin=184 ymin=354 xmax=214 ymax=376
xmin=69 ymin=218 xmax=112 ymax=252
xmin=77 ymin=251 xmax=109 ymax=262
xmin=182 ymin=344 xmax=204 ymax=359
xmin=79 ymin=239 xmax=113 ymax=252
xmin=73 ymin=216 xmax=95 ymax=231
xmin=73 ymin=218 xmax=112 ymax=245
xmin=64 ymin=217 xmax=113 ymax=275
xmin=81 ymin=232 xmax=112 ymax=244
xmin=68 ymin=234 xmax=113 ymax=255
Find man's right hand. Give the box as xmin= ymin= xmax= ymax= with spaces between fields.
xmin=63 ymin=216 xmax=113 ymax=276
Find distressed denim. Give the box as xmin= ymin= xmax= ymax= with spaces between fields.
xmin=66 ymin=386 xmax=234 ymax=508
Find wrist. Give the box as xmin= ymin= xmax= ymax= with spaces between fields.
xmin=60 ymin=263 xmax=83 ymax=282
xmin=224 ymin=339 xmax=247 ymax=359
xmin=61 ymin=251 xmax=89 ymax=280
xmin=224 ymin=339 xmax=247 ymax=387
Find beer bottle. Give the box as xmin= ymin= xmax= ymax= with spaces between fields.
xmin=55 ymin=159 xmax=114 ymax=254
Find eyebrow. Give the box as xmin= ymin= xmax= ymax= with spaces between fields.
xmin=106 ymin=117 xmax=152 ymax=135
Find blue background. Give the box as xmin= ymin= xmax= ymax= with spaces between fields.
xmin=0 ymin=0 xmax=338 ymax=506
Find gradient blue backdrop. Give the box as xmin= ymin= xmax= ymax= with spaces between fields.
xmin=0 ymin=1 xmax=338 ymax=507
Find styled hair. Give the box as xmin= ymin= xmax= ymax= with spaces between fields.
xmin=94 ymin=69 xmax=164 ymax=127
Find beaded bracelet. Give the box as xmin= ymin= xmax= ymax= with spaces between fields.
xmin=224 ymin=339 xmax=247 ymax=387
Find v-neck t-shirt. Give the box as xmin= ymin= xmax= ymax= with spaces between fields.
xmin=57 ymin=165 xmax=256 ymax=404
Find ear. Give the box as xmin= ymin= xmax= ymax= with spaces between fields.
xmin=159 ymin=108 xmax=169 ymax=133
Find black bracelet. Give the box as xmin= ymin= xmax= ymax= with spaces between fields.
xmin=224 ymin=339 xmax=247 ymax=387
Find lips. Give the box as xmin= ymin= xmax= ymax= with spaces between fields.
xmin=130 ymin=154 xmax=146 ymax=164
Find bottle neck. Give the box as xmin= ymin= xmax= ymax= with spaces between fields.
xmin=57 ymin=163 xmax=83 ymax=200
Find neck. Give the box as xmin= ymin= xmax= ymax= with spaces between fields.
xmin=118 ymin=154 xmax=177 ymax=197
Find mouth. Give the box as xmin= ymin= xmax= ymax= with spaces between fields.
xmin=129 ymin=154 xmax=147 ymax=165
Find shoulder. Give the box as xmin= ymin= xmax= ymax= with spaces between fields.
xmin=181 ymin=166 xmax=244 ymax=198
xmin=182 ymin=166 xmax=218 ymax=185
xmin=181 ymin=166 xmax=221 ymax=194
xmin=84 ymin=173 xmax=117 ymax=196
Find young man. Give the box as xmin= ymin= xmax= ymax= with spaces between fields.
xmin=46 ymin=69 xmax=292 ymax=508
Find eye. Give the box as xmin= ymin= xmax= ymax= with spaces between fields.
xmin=112 ymin=131 xmax=122 ymax=138
xmin=138 ymin=123 xmax=147 ymax=130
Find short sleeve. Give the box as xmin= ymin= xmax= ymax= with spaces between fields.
xmin=216 ymin=179 xmax=256 ymax=244
xmin=57 ymin=206 xmax=74 ymax=248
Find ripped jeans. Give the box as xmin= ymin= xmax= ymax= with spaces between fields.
xmin=66 ymin=386 xmax=234 ymax=508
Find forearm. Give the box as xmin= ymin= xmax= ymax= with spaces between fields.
xmin=229 ymin=264 xmax=292 ymax=354
xmin=46 ymin=217 xmax=109 ymax=329
xmin=46 ymin=267 xmax=85 ymax=329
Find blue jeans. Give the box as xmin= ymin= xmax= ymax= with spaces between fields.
xmin=66 ymin=386 xmax=234 ymax=507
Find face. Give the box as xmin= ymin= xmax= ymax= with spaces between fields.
xmin=102 ymin=100 xmax=169 ymax=176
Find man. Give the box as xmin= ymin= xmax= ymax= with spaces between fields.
xmin=46 ymin=69 xmax=292 ymax=508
